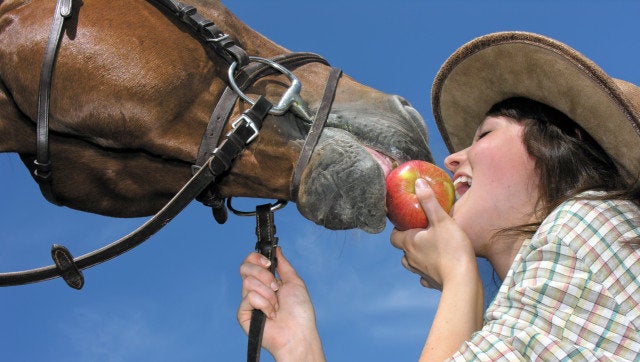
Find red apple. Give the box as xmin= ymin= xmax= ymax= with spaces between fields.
xmin=385 ymin=160 xmax=454 ymax=230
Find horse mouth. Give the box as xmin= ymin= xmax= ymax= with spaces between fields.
xmin=294 ymin=129 xmax=428 ymax=233
xmin=364 ymin=147 xmax=398 ymax=179
xmin=293 ymin=96 xmax=431 ymax=234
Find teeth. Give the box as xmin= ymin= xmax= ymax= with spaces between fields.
xmin=453 ymin=176 xmax=471 ymax=200
xmin=453 ymin=176 xmax=472 ymax=187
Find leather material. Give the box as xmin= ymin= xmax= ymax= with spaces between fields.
xmin=0 ymin=156 xmax=217 ymax=287
xmin=11 ymin=0 xmax=330 ymax=291
xmin=290 ymin=67 xmax=342 ymax=200
xmin=247 ymin=204 xmax=279 ymax=362
xmin=14 ymin=2 xmax=339 ymax=360
xmin=0 ymin=98 xmax=273 ymax=288
xmin=195 ymin=53 xmax=329 ymax=169
xmin=34 ymin=0 xmax=73 ymax=206
xmin=152 ymin=0 xmax=248 ymax=66
xmin=193 ymin=53 xmax=329 ymax=224
xmin=51 ymin=244 xmax=83 ymax=290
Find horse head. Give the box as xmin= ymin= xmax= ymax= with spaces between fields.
xmin=0 ymin=0 xmax=431 ymax=234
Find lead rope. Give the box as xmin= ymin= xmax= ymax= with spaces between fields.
xmin=247 ymin=203 xmax=280 ymax=362
xmin=25 ymin=1 xmax=337 ymax=358
xmin=245 ymin=67 xmax=342 ymax=362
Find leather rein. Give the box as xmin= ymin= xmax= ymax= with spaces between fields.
xmin=2 ymin=1 xmax=342 ymax=359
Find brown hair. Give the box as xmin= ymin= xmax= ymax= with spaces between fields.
xmin=487 ymin=97 xmax=640 ymax=244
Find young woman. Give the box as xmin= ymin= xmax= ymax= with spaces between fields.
xmin=237 ymin=32 xmax=640 ymax=361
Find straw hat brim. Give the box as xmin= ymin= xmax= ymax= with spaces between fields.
xmin=431 ymin=31 xmax=640 ymax=180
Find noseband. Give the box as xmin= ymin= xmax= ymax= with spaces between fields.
xmin=2 ymin=1 xmax=342 ymax=359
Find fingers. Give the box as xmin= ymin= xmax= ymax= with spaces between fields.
xmin=400 ymin=251 xmax=443 ymax=290
xmin=389 ymin=177 xmax=450 ymax=252
xmin=389 ymin=228 xmax=402 ymax=250
xmin=239 ymin=252 xmax=280 ymax=319
xmin=419 ymin=275 xmax=443 ymax=291
xmin=390 ymin=179 xmax=472 ymax=292
xmin=390 ymin=229 xmax=418 ymax=273
xmin=239 ymin=281 xmax=278 ymax=320
xmin=419 ymin=276 xmax=443 ymax=291
xmin=240 ymin=252 xmax=279 ymax=292
xmin=415 ymin=178 xmax=449 ymax=225
xmin=390 ymin=227 xmax=417 ymax=251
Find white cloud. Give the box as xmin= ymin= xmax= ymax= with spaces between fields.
xmin=363 ymin=284 xmax=440 ymax=313
xmin=61 ymin=306 xmax=159 ymax=361
xmin=275 ymin=224 xmax=442 ymax=350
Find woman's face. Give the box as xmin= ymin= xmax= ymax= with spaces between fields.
xmin=444 ymin=116 xmax=540 ymax=257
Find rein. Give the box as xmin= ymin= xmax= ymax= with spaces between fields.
xmin=2 ymin=0 xmax=342 ymax=360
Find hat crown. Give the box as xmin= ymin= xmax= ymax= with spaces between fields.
xmin=432 ymin=31 xmax=640 ymax=180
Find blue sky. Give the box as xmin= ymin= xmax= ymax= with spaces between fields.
xmin=2 ymin=1 xmax=640 ymax=361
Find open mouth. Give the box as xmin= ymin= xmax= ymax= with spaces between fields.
xmin=453 ymin=176 xmax=472 ymax=199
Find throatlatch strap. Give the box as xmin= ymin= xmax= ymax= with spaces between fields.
xmin=247 ymin=204 xmax=279 ymax=362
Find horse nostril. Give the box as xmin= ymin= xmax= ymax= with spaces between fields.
xmin=395 ymin=95 xmax=411 ymax=107
xmin=392 ymin=95 xmax=425 ymax=125
xmin=391 ymin=95 xmax=421 ymax=119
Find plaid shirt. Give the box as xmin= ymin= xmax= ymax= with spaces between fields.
xmin=450 ymin=194 xmax=640 ymax=361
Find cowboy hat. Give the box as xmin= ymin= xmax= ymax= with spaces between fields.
xmin=432 ymin=31 xmax=640 ymax=181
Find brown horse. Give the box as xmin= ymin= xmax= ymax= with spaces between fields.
xmin=0 ymin=0 xmax=431 ymax=234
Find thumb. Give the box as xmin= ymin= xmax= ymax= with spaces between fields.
xmin=275 ymin=247 xmax=301 ymax=283
xmin=415 ymin=177 xmax=449 ymax=226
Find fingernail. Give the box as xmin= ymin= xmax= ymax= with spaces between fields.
xmin=260 ymin=257 xmax=271 ymax=267
xmin=270 ymin=281 xmax=279 ymax=291
xmin=415 ymin=178 xmax=429 ymax=189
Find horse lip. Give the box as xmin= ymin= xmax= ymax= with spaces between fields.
xmin=293 ymin=128 xmax=390 ymax=234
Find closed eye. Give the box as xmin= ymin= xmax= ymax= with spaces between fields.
xmin=475 ymin=130 xmax=491 ymax=141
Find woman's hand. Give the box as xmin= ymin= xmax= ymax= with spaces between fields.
xmin=238 ymin=247 xmax=325 ymax=362
xmin=390 ymin=178 xmax=484 ymax=361
xmin=390 ymin=178 xmax=477 ymax=289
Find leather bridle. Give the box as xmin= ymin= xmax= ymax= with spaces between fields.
xmin=2 ymin=0 xmax=342 ymax=360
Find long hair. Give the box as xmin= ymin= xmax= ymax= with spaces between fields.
xmin=486 ymin=97 xmax=640 ymax=244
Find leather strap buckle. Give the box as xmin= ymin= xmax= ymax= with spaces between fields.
xmin=230 ymin=114 xmax=260 ymax=144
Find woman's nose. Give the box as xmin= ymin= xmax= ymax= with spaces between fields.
xmin=444 ymin=148 xmax=467 ymax=173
